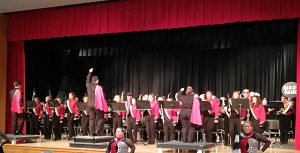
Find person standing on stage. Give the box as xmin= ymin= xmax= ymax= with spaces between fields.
xmin=278 ymin=95 xmax=293 ymax=144
xmin=178 ymin=86 xmax=202 ymax=143
xmin=53 ymin=97 xmax=65 ymax=141
xmin=66 ymin=92 xmax=79 ymax=140
xmin=106 ymin=127 xmax=135 ymax=153
xmin=0 ymin=130 xmax=9 ymax=153
xmin=113 ymin=94 xmax=125 ymax=134
xmin=86 ymin=68 xmax=108 ymax=136
xmin=249 ymin=96 xmax=266 ymax=134
xmin=30 ymin=97 xmax=43 ymax=135
xmin=161 ymin=98 xmax=178 ymax=141
xmin=10 ymin=81 xmax=25 ymax=135
xmin=202 ymin=91 xmax=220 ymax=142
xmin=144 ymin=94 xmax=159 ymax=144
xmin=43 ymin=96 xmax=53 ymax=139
xmin=125 ymin=98 xmax=141 ymax=143
xmin=228 ymin=91 xmax=247 ymax=146
xmin=81 ymin=93 xmax=89 ymax=136
xmin=219 ymin=96 xmax=230 ymax=145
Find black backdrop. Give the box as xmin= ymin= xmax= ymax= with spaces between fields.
xmin=25 ymin=19 xmax=297 ymax=101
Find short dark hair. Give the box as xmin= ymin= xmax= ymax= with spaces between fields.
xmin=13 ymin=81 xmax=21 ymax=87
xmin=92 ymin=76 xmax=98 ymax=83
xmin=126 ymin=92 xmax=132 ymax=96
xmin=116 ymin=127 xmax=125 ymax=133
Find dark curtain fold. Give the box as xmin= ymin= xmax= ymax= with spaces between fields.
xmin=7 ymin=0 xmax=300 ymax=41
xmin=24 ymin=19 xmax=297 ymax=102
xmin=6 ymin=41 xmax=25 ymax=134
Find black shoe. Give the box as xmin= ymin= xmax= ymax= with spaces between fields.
xmin=14 ymin=133 xmax=19 ymax=135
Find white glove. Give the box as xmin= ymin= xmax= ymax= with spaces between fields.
xmin=89 ymin=68 xmax=93 ymax=72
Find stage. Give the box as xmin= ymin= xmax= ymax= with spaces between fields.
xmin=2 ymin=139 xmax=299 ymax=153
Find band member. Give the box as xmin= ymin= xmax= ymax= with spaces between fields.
xmin=106 ymin=127 xmax=136 ymax=153
xmin=144 ymin=94 xmax=159 ymax=144
xmin=126 ymin=98 xmax=141 ymax=143
xmin=277 ymin=95 xmax=293 ymax=144
xmin=81 ymin=93 xmax=89 ymax=136
xmin=66 ymin=92 xmax=79 ymax=140
xmin=43 ymin=96 xmax=53 ymax=139
xmin=53 ymin=97 xmax=65 ymax=141
xmin=113 ymin=95 xmax=125 ymax=134
xmin=161 ymin=98 xmax=178 ymax=141
xmin=228 ymin=91 xmax=246 ymax=146
xmin=10 ymin=81 xmax=25 ymax=135
xmin=30 ymin=97 xmax=43 ymax=135
xmin=178 ymin=86 xmax=202 ymax=143
xmin=219 ymin=97 xmax=230 ymax=145
xmin=202 ymin=91 xmax=220 ymax=142
xmin=249 ymin=96 xmax=266 ymax=134
xmin=86 ymin=68 xmax=108 ymax=136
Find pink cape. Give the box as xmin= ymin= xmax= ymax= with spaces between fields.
xmin=95 ymin=85 xmax=108 ymax=113
xmin=190 ymin=97 xmax=202 ymax=125
xmin=11 ymin=89 xmax=23 ymax=114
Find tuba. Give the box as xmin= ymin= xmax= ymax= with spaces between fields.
xmin=278 ymin=101 xmax=291 ymax=115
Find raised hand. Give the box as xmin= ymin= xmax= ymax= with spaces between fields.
xmin=89 ymin=68 xmax=93 ymax=72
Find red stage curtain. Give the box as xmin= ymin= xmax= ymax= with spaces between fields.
xmin=7 ymin=0 xmax=300 ymax=41
xmin=6 ymin=41 xmax=25 ymax=134
xmin=296 ymin=19 xmax=300 ymax=150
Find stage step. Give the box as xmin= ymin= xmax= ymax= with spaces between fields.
xmin=73 ymin=136 xmax=114 ymax=143
xmin=69 ymin=142 xmax=109 ymax=149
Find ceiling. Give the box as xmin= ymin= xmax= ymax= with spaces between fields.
xmin=0 ymin=0 xmax=109 ymax=14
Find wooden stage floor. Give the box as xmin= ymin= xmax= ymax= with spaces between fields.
xmin=3 ymin=139 xmax=300 ymax=153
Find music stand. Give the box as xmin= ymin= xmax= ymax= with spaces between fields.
xmin=231 ymin=99 xmax=250 ymax=109
xmin=26 ymin=100 xmax=37 ymax=134
xmin=136 ymin=100 xmax=151 ymax=146
xmin=110 ymin=103 xmax=126 ymax=112
xmin=200 ymin=101 xmax=212 ymax=111
xmin=162 ymin=100 xmax=180 ymax=109
xmin=77 ymin=102 xmax=87 ymax=112
xmin=269 ymin=101 xmax=284 ymax=109
xmin=26 ymin=100 xmax=37 ymax=109
xmin=269 ymin=101 xmax=284 ymax=118
xmin=47 ymin=100 xmax=60 ymax=108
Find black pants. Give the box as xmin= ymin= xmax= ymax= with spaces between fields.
xmin=203 ymin=116 xmax=215 ymax=142
xmin=43 ymin=114 xmax=52 ymax=139
xmin=81 ymin=113 xmax=89 ymax=136
xmin=53 ymin=113 xmax=62 ymax=139
xmin=229 ymin=117 xmax=241 ymax=145
xmin=180 ymin=109 xmax=195 ymax=142
xmin=88 ymin=104 xmax=105 ymax=136
xmin=278 ymin=115 xmax=291 ymax=143
xmin=127 ymin=116 xmax=138 ymax=143
xmin=67 ymin=113 xmax=76 ymax=139
xmin=163 ymin=117 xmax=175 ymax=141
xmin=30 ymin=114 xmax=40 ymax=135
xmin=12 ymin=112 xmax=25 ymax=134
xmin=223 ymin=116 xmax=229 ymax=145
xmin=145 ymin=115 xmax=156 ymax=143
xmin=113 ymin=115 xmax=123 ymax=134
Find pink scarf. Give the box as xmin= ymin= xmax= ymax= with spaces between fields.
xmin=190 ymin=97 xmax=202 ymax=125
xmin=95 ymin=85 xmax=108 ymax=112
